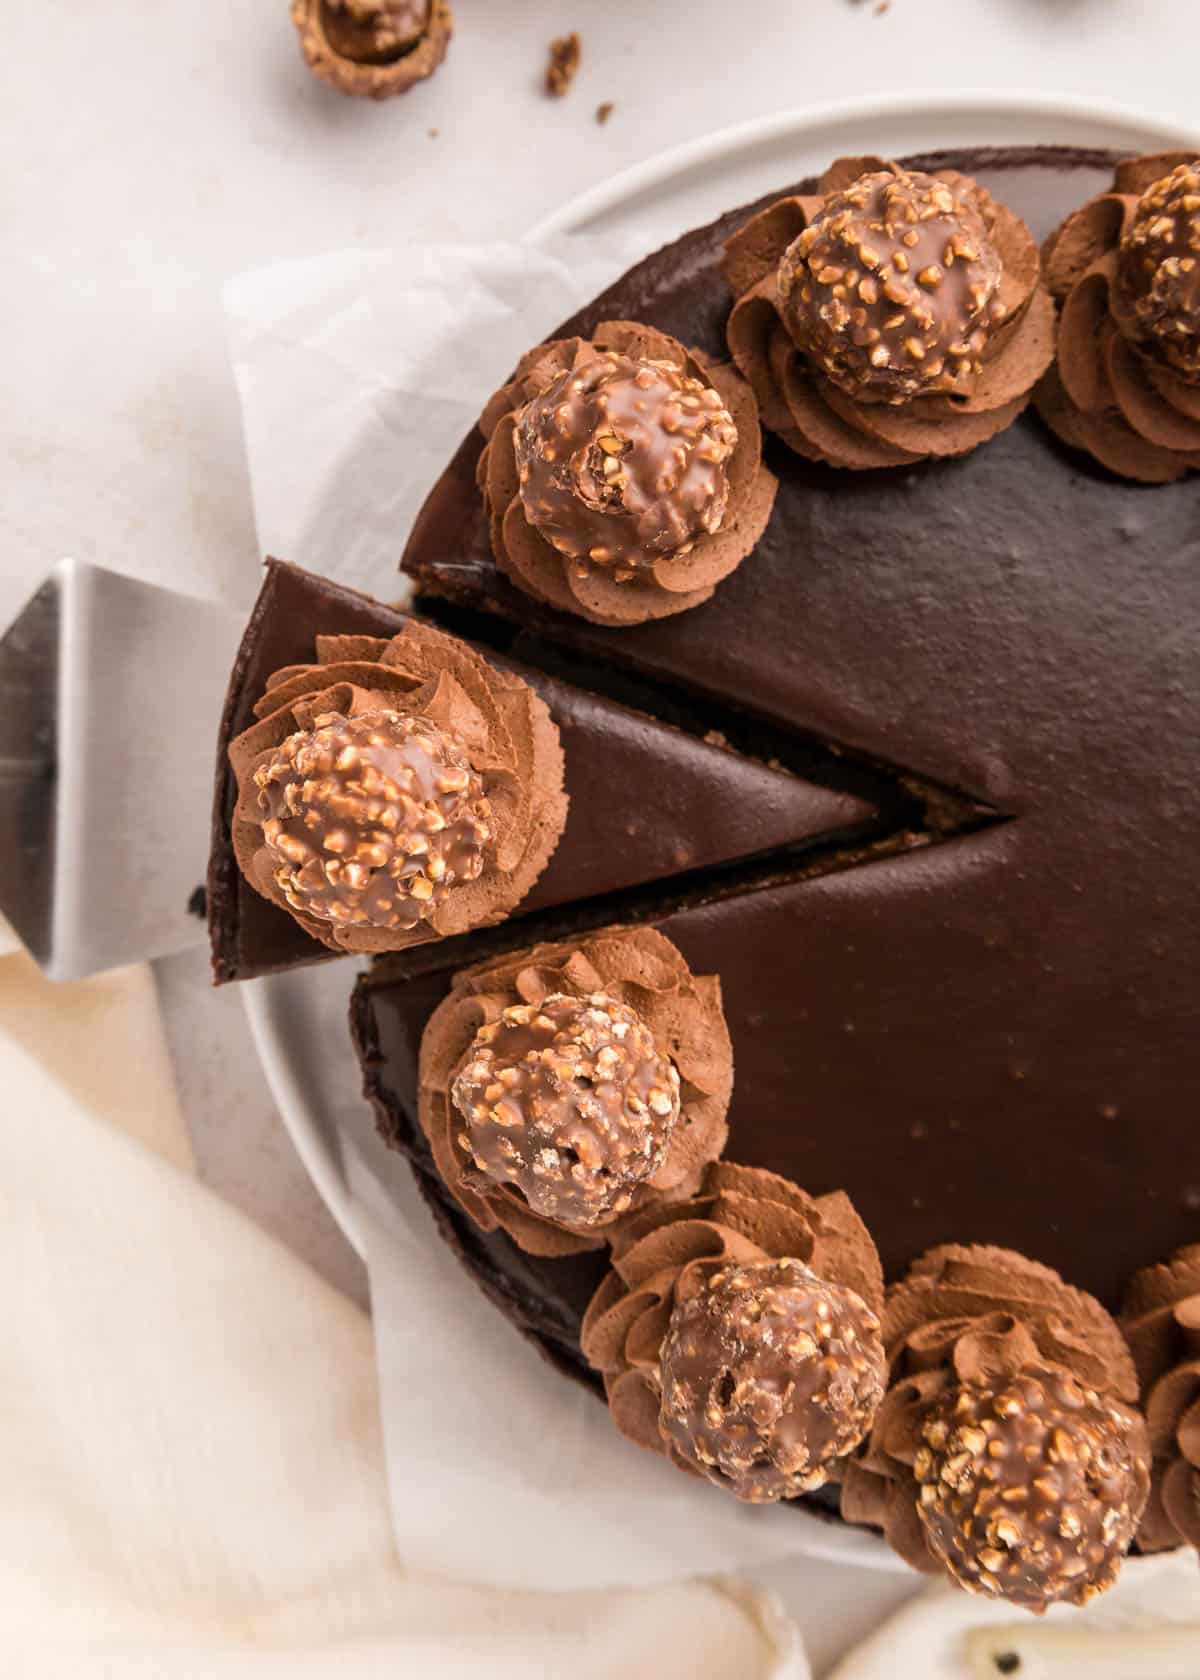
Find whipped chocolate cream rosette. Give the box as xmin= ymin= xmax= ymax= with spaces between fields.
xmin=841 ymin=1245 xmax=1150 ymax=1612
xmin=228 ymin=619 xmax=566 ymax=956
xmin=416 ymin=926 xmax=733 ymax=1257
xmin=581 ymin=1162 xmax=886 ymax=1502
xmin=290 ymin=0 xmax=452 ymax=100
xmin=1122 ymin=1245 xmax=1200 ymax=1552
xmin=1036 ymin=153 xmax=1200 ymax=483
xmin=476 ymin=319 xmax=777 ymax=626
xmin=722 ymin=156 xmax=1055 ymax=468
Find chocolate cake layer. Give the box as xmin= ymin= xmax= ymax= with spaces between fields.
xmin=383 ymin=146 xmax=1200 ymax=1352
xmin=208 ymin=561 xmax=879 ymax=981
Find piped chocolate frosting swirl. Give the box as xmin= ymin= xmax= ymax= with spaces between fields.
xmin=581 ymin=1162 xmax=885 ymax=1497
xmin=840 ymin=1245 xmax=1149 ymax=1612
xmin=1122 ymin=1245 xmax=1200 ymax=1552
xmin=723 ymin=156 xmax=1055 ymax=468
xmin=477 ymin=320 xmax=777 ymax=625
xmin=228 ymin=618 xmax=566 ymax=955
xmin=1036 ymin=152 xmax=1200 ymax=483
xmin=417 ymin=925 xmax=732 ymax=1255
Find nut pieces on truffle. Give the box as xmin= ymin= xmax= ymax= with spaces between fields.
xmin=659 ymin=1258 xmax=886 ymax=1503
xmin=514 ymin=353 xmax=738 ymax=577
xmin=477 ymin=320 xmax=777 ymax=626
xmin=1116 ymin=160 xmax=1200 ymax=383
xmin=723 ymin=156 xmax=1054 ymax=468
xmin=915 ymin=1365 xmax=1150 ymax=1613
xmin=417 ymin=926 xmax=733 ymax=1256
xmin=1036 ymin=151 xmax=1200 ymax=482
xmin=451 ymin=991 xmax=681 ymax=1229
xmin=778 ymin=169 xmax=1004 ymax=406
xmin=255 ymin=709 xmax=490 ymax=933
xmin=227 ymin=613 xmax=567 ymax=957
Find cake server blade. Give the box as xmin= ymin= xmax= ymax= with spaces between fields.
xmin=0 ymin=559 xmax=243 ymax=980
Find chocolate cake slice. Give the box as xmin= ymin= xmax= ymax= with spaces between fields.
xmin=208 ymin=561 xmax=880 ymax=981
xmin=370 ymin=143 xmax=1200 ymax=1369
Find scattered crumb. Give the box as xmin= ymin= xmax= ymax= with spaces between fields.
xmin=595 ymin=101 xmax=614 ymax=125
xmin=545 ymin=32 xmax=581 ymax=97
xmin=874 ymin=1 xmax=890 ymax=13
xmin=187 ymin=884 xmax=207 ymax=919
xmin=428 ymin=126 xmax=439 ymax=139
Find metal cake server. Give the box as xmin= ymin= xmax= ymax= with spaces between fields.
xmin=0 ymin=559 xmax=243 ymax=980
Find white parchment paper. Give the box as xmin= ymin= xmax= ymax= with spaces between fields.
xmin=224 ymin=234 xmax=892 ymax=1597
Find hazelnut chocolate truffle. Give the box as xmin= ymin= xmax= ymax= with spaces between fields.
xmin=451 ymin=991 xmax=682 ymax=1228
xmin=841 ymin=1246 xmax=1150 ymax=1610
xmin=778 ymin=169 xmax=1004 ymax=405
xmin=256 ymin=709 xmax=489 ymax=934
xmin=227 ymin=617 xmax=566 ymax=956
xmin=1117 ymin=160 xmax=1200 ymax=382
xmin=291 ymin=0 xmax=452 ymax=100
xmin=581 ymin=1163 xmax=885 ymax=1487
xmin=914 ymin=1364 xmax=1150 ymax=1612
xmin=659 ymin=1257 xmax=886 ymax=1503
xmin=723 ymin=156 xmax=1055 ymax=467
xmin=1036 ymin=152 xmax=1200 ymax=482
xmin=514 ymin=353 xmax=738 ymax=573
xmin=477 ymin=320 xmax=777 ymax=626
xmin=418 ymin=926 xmax=733 ymax=1255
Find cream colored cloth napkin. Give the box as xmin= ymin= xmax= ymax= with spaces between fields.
xmin=0 ymin=946 xmax=806 ymax=1678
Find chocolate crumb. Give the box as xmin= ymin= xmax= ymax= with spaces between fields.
xmin=187 ymin=884 xmax=207 ymax=919
xmin=595 ymin=101 xmax=614 ymax=125
xmin=546 ymin=32 xmax=581 ymax=97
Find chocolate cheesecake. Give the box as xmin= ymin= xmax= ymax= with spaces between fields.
xmin=353 ymin=145 xmax=1199 ymax=1381
xmin=210 ymin=144 xmax=1200 ymax=1581
xmin=209 ymin=561 xmax=880 ymax=981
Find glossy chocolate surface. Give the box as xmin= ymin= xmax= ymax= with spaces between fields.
xmin=379 ymin=147 xmax=1200 ymax=1351
xmin=208 ymin=561 xmax=874 ymax=981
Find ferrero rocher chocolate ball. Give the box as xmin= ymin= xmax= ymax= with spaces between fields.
xmin=658 ymin=1258 xmax=886 ymax=1503
xmin=913 ymin=1364 xmax=1150 ymax=1612
xmin=1117 ymin=160 xmax=1200 ymax=383
xmin=513 ymin=353 xmax=738 ymax=576
xmin=777 ymin=169 xmax=1004 ymax=405
xmin=450 ymin=991 xmax=681 ymax=1228
xmin=255 ymin=709 xmax=490 ymax=931
xmin=319 ymin=0 xmax=430 ymax=64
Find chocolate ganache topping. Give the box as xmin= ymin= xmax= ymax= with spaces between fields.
xmin=290 ymin=0 xmax=452 ymax=100
xmin=841 ymin=1245 xmax=1150 ymax=1611
xmin=1036 ymin=153 xmax=1200 ymax=482
xmin=477 ymin=320 xmax=777 ymax=625
xmin=417 ymin=926 xmax=732 ymax=1256
xmin=581 ymin=1162 xmax=885 ymax=1498
xmin=1122 ymin=1245 xmax=1200 ymax=1552
xmin=228 ymin=618 xmax=566 ymax=955
xmin=723 ymin=156 xmax=1055 ymax=468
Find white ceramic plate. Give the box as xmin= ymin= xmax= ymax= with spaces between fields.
xmin=243 ymin=95 xmax=1197 ymax=1571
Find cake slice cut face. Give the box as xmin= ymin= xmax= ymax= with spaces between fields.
xmin=207 ymin=561 xmax=883 ymax=982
